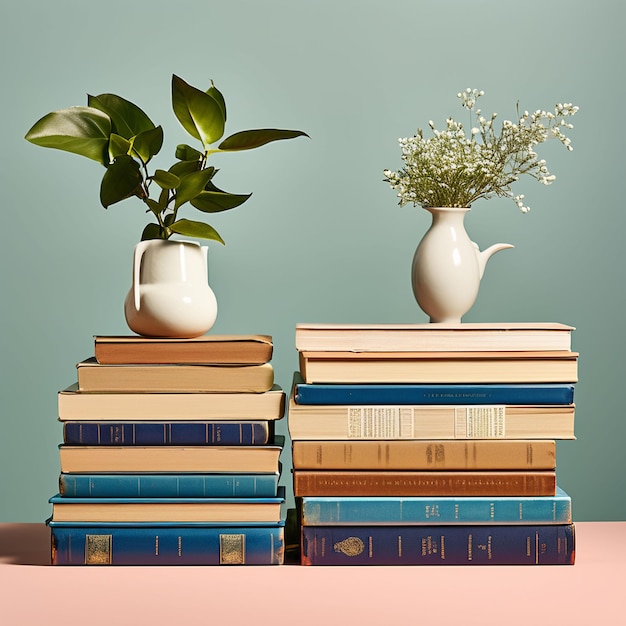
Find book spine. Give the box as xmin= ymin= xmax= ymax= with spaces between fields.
xmin=63 ymin=421 xmax=270 ymax=445
xmin=294 ymin=383 xmax=575 ymax=406
xmin=59 ymin=473 xmax=279 ymax=498
xmin=293 ymin=471 xmax=557 ymax=497
xmin=300 ymin=523 xmax=575 ymax=565
xmin=299 ymin=492 xmax=572 ymax=525
xmin=51 ymin=524 xmax=284 ymax=565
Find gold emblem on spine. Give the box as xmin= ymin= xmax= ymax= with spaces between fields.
xmin=220 ymin=534 xmax=245 ymax=564
xmin=85 ymin=534 xmax=112 ymax=564
xmin=333 ymin=536 xmax=365 ymax=557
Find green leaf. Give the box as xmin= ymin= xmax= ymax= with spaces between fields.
xmin=174 ymin=168 xmax=215 ymax=209
xmin=88 ymin=93 xmax=155 ymax=139
xmin=175 ymin=143 xmax=203 ymax=162
xmin=169 ymin=218 xmax=225 ymax=244
xmin=218 ymin=128 xmax=309 ymax=152
xmin=169 ymin=159 xmax=201 ymax=178
xmin=191 ymin=190 xmax=251 ymax=213
xmin=144 ymin=197 xmax=163 ymax=216
xmin=100 ymin=155 xmax=143 ymax=208
xmin=171 ymin=74 xmax=225 ymax=147
xmin=108 ymin=133 xmax=132 ymax=160
xmin=25 ymin=106 xmax=111 ymax=164
xmin=207 ymin=81 xmax=226 ymax=122
xmin=141 ymin=222 xmax=165 ymax=240
xmin=131 ymin=126 xmax=163 ymax=163
xmin=152 ymin=169 xmax=180 ymax=190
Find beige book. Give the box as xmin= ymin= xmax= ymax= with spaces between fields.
xmin=76 ymin=358 xmax=274 ymax=392
xmin=296 ymin=322 xmax=574 ymax=352
xmin=291 ymin=439 xmax=557 ymax=470
xmin=287 ymin=398 xmax=575 ymax=440
xmin=58 ymin=384 xmax=285 ymax=421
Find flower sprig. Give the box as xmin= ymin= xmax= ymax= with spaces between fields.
xmin=384 ymin=88 xmax=578 ymax=213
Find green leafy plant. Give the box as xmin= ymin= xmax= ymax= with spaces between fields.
xmin=25 ymin=74 xmax=308 ymax=243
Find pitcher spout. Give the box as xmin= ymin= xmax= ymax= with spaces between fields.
xmin=475 ymin=242 xmax=514 ymax=279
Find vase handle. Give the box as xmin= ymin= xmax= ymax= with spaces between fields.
xmin=131 ymin=240 xmax=151 ymax=311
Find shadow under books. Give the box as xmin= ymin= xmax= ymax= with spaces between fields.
xmin=0 ymin=523 xmax=51 ymax=566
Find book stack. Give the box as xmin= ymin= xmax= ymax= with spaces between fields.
xmin=289 ymin=323 xmax=578 ymax=565
xmin=48 ymin=334 xmax=287 ymax=565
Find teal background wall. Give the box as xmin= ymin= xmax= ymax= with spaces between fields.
xmin=1 ymin=0 xmax=623 ymax=522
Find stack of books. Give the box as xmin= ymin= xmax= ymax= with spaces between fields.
xmin=289 ymin=322 xmax=578 ymax=565
xmin=48 ymin=334 xmax=287 ymax=565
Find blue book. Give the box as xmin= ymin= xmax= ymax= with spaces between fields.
xmin=49 ymin=521 xmax=285 ymax=565
xmin=63 ymin=421 xmax=272 ymax=445
xmin=300 ymin=487 xmax=572 ymax=525
xmin=301 ymin=523 xmax=575 ymax=565
xmin=293 ymin=375 xmax=574 ymax=406
xmin=59 ymin=471 xmax=280 ymax=498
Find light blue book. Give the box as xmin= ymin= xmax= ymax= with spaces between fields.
xmin=300 ymin=487 xmax=572 ymax=525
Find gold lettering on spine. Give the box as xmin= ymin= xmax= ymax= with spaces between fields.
xmin=333 ymin=537 xmax=365 ymax=557
xmin=155 ymin=535 xmax=159 ymax=556
xmin=85 ymin=535 xmax=112 ymax=565
xmin=467 ymin=534 xmax=473 ymax=561
xmin=220 ymin=534 xmax=245 ymax=564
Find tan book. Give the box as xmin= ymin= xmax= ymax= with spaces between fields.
xmin=59 ymin=439 xmax=283 ymax=473
xmin=287 ymin=397 xmax=575 ymax=440
xmin=293 ymin=470 xmax=557 ymax=497
xmin=291 ymin=440 xmax=557 ymax=470
xmin=296 ymin=322 xmax=574 ymax=352
xmin=50 ymin=490 xmax=285 ymax=524
xmin=94 ymin=334 xmax=273 ymax=365
xmin=76 ymin=358 xmax=275 ymax=392
xmin=58 ymin=384 xmax=285 ymax=421
xmin=299 ymin=350 xmax=579 ymax=384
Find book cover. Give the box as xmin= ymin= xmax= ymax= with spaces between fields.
xmin=59 ymin=436 xmax=284 ymax=474
xmin=295 ymin=322 xmax=574 ymax=353
xmin=94 ymin=334 xmax=274 ymax=365
xmin=59 ymin=472 xmax=280 ymax=498
xmin=63 ymin=421 xmax=272 ymax=446
xmin=293 ymin=470 xmax=557 ymax=497
xmin=58 ymin=384 xmax=286 ymax=421
xmin=50 ymin=521 xmax=285 ymax=565
xmin=300 ymin=523 xmax=575 ymax=565
xmin=293 ymin=377 xmax=575 ymax=406
xmin=49 ymin=488 xmax=286 ymax=523
xmin=291 ymin=440 xmax=557 ymax=471
xmin=298 ymin=350 xmax=579 ymax=384
xmin=77 ymin=358 xmax=275 ymax=392
xmin=299 ymin=487 xmax=572 ymax=525
xmin=287 ymin=398 xmax=575 ymax=440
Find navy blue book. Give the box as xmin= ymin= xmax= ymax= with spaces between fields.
xmin=63 ymin=421 xmax=272 ymax=446
xmin=301 ymin=523 xmax=575 ymax=565
xmin=49 ymin=521 xmax=285 ymax=565
xmin=299 ymin=487 xmax=572 ymax=525
xmin=59 ymin=471 xmax=280 ymax=498
xmin=293 ymin=374 xmax=574 ymax=406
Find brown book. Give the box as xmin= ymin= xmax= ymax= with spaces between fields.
xmin=287 ymin=398 xmax=575 ymax=440
xmin=58 ymin=384 xmax=286 ymax=421
xmin=296 ymin=322 xmax=574 ymax=352
xmin=59 ymin=439 xmax=283 ymax=474
xmin=94 ymin=334 xmax=273 ymax=365
xmin=76 ymin=358 xmax=275 ymax=392
xmin=291 ymin=440 xmax=556 ymax=470
xmin=293 ymin=470 xmax=557 ymax=497
xmin=298 ymin=350 xmax=579 ymax=384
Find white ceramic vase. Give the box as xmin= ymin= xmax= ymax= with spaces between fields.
xmin=124 ymin=239 xmax=218 ymax=338
xmin=411 ymin=207 xmax=513 ymax=323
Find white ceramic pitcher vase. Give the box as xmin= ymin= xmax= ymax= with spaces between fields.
xmin=124 ymin=239 xmax=218 ymax=338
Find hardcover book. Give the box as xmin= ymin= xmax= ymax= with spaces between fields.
xmin=291 ymin=440 xmax=557 ymax=471
xmin=49 ymin=488 xmax=285 ymax=523
xmin=77 ymin=358 xmax=275 ymax=392
xmin=287 ymin=398 xmax=575 ymax=440
xmin=94 ymin=334 xmax=274 ymax=365
xmin=299 ymin=487 xmax=572 ymax=525
xmin=293 ymin=470 xmax=557 ymax=497
xmin=58 ymin=384 xmax=286 ymax=421
xmin=59 ymin=472 xmax=280 ymax=498
xmin=295 ymin=322 xmax=574 ymax=353
xmin=63 ymin=421 xmax=273 ymax=446
xmin=50 ymin=522 xmax=285 ymax=565
xmin=59 ymin=437 xmax=284 ymax=474
xmin=298 ymin=350 xmax=579 ymax=384
xmin=300 ymin=523 xmax=575 ymax=565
